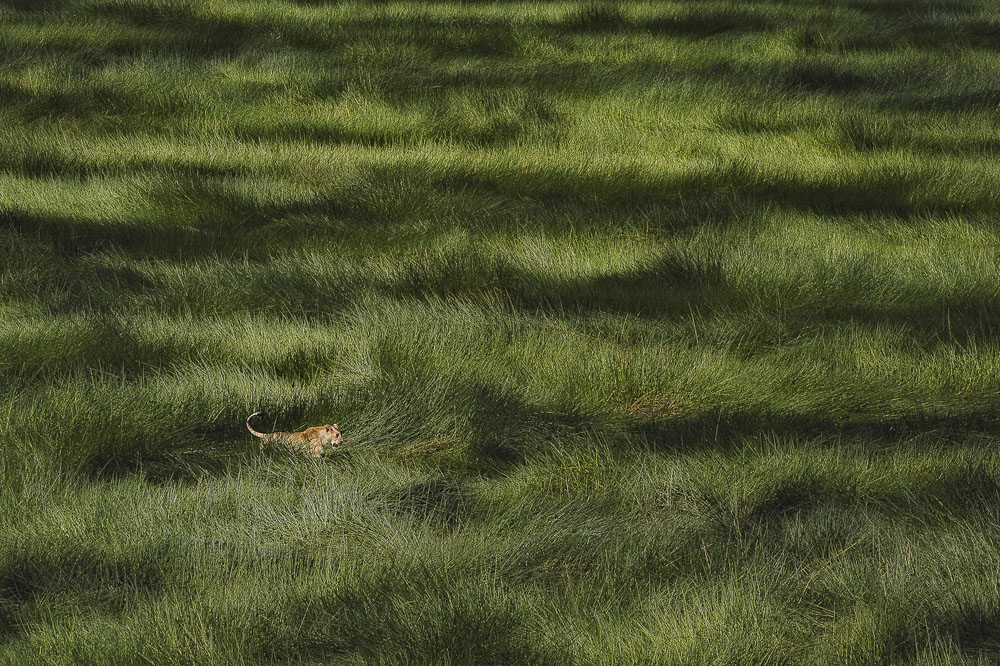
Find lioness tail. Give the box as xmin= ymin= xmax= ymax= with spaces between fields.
xmin=246 ymin=412 xmax=267 ymax=439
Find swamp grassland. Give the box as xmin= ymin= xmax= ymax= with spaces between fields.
xmin=3 ymin=0 xmax=1000 ymax=663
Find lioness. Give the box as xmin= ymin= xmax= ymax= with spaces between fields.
xmin=247 ymin=412 xmax=343 ymax=457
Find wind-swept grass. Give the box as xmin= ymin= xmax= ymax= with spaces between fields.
xmin=3 ymin=0 xmax=1000 ymax=663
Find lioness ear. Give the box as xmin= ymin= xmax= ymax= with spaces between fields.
xmin=333 ymin=424 xmax=339 ymax=430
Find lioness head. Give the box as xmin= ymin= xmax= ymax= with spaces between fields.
xmin=322 ymin=424 xmax=343 ymax=452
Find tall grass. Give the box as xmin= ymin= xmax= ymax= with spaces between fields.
xmin=3 ymin=0 xmax=1000 ymax=663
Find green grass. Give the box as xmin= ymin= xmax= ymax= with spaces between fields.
xmin=4 ymin=0 xmax=1000 ymax=663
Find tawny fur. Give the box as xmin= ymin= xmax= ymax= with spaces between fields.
xmin=247 ymin=412 xmax=342 ymax=457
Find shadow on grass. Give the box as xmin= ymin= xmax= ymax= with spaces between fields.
xmin=781 ymin=62 xmax=869 ymax=94
xmin=1 ymin=209 xmax=222 ymax=261
xmin=433 ymin=161 xmax=987 ymax=220
xmin=255 ymin=578 xmax=556 ymax=666
xmin=557 ymin=4 xmax=778 ymax=38
xmin=743 ymin=476 xmax=834 ymax=522
xmin=893 ymin=88 xmax=1000 ymax=113
xmin=79 ymin=438 xmax=247 ymax=484
xmin=463 ymin=381 xmax=568 ymax=473
xmin=797 ymin=18 xmax=1000 ymax=53
xmin=390 ymin=477 xmax=468 ymax=528
xmin=742 ymin=463 xmax=1000 ymax=527
xmin=843 ymin=0 xmax=980 ymax=17
xmin=631 ymin=407 xmax=1000 ymax=451
xmin=84 ymin=3 xmax=298 ymax=57
xmin=5 ymin=3 xmax=521 ymax=64
xmin=0 ymin=79 xmax=184 ymax=124
xmin=931 ymin=605 xmax=1000 ymax=656
xmin=84 ymin=2 xmax=527 ymax=58
xmin=0 ymin=546 xmax=165 ymax=637
xmin=1 ymin=0 xmax=69 ymax=12
xmin=879 ymin=602 xmax=1000 ymax=663
xmin=376 ymin=240 xmax=724 ymax=318
xmin=1 ymin=199 xmax=364 ymax=263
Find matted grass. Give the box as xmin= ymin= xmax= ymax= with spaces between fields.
xmin=3 ymin=0 xmax=1000 ymax=663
